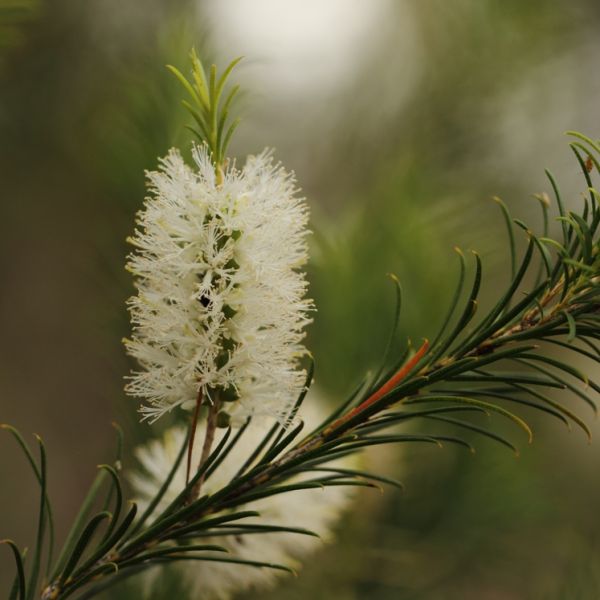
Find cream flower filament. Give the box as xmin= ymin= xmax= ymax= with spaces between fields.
xmin=124 ymin=145 xmax=312 ymax=424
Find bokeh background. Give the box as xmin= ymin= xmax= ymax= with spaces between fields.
xmin=1 ymin=1 xmax=600 ymax=598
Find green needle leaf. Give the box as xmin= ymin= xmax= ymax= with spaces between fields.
xmin=127 ymin=429 xmax=190 ymax=540
xmin=1 ymin=426 xmax=55 ymax=576
xmin=58 ymin=512 xmax=112 ymax=587
xmin=2 ymin=540 xmax=26 ymax=600
xmin=493 ymin=196 xmax=517 ymax=281
xmin=96 ymin=465 xmax=122 ymax=541
xmin=73 ymin=503 xmax=138 ymax=580
xmin=50 ymin=468 xmax=109 ymax=580
xmin=405 ymin=395 xmax=534 ymax=443
xmin=26 ymin=435 xmax=46 ymax=600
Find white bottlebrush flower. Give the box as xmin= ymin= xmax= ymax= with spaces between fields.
xmin=124 ymin=145 xmax=312 ymax=423
xmin=129 ymin=399 xmax=358 ymax=599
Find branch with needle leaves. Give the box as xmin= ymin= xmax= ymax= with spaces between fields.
xmin=3 ymin=130 xmax=599 ymax=600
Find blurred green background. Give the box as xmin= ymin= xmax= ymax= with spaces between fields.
xmin=1 ymin=1 xmax=600 ymax=598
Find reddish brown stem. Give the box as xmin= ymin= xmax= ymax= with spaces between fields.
xmin=185 ymin=388 xmax=204 ymax=485
xmin=325 ymin=339 xmax=430 ymax=434
xmin=191 ymin=395 xmax=221 ymax=498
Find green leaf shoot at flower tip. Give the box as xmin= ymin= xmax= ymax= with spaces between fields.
xmin=167 ymin=49 xmax=243 ymax=170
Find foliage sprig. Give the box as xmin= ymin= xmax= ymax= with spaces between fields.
xmin=167 ymin=49 xmax=242 ymax=177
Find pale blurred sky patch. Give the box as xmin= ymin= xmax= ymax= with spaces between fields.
xmin=205 ymin=0 xmax=394 ymax=94
xmin=202 ymin=0 xmax=422 ymax=177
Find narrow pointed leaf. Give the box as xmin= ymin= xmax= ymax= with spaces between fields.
xmin=2 ymin=540 xmax=25 ymax=600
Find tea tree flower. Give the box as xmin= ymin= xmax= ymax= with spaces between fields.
xmin=124 ymin=145 xmax=312 ymax=423
xmin=129 ymin=401 xmax=357 ymax=598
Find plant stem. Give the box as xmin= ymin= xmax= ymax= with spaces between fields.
xmin=185 ymin=388 xmax=204 ymax=485
xmin=192 ymin=393 xmax=221 ymax=499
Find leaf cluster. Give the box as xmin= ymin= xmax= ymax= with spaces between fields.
xmin=167 ymin=50 xmax=242 ymax=169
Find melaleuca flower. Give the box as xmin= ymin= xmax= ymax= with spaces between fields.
xmin=129 ymin=399 xmax=358 ymax=599
xmin=124 ymin=145 xmax=312 ymax=423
